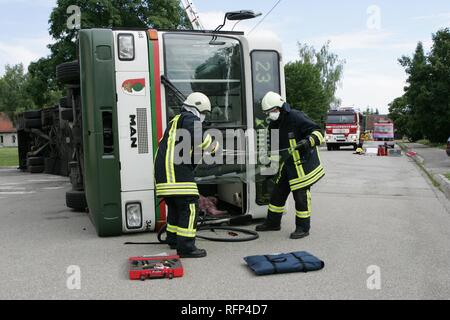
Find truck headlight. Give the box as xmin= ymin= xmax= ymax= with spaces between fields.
xmin=350 ymin=135 xmax=358 ymax=141
xmin=126 ymin=203 xmax=142 ymax=229
xmin=118 ymin=34 xmax=135 ymax=61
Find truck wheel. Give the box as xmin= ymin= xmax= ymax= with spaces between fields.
xmin=66 ymin=190 xmax=87 ymax=211
xmin=23 ymin=110 xmax=42 ymax=119
xmin=28 ymin=165 xmax=45 ymax=174
xmin=327 ymin=145 xmax=332 ymax=151
xmin=56 ymin=61 xmax=80 ymax=85
xmin=27 ymin=156 xmax=44 ymax=166
xmin=25 ymin=118 xmax=42 ymax=129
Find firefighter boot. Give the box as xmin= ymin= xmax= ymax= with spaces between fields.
xmin=290 ymin=217 xmax=310 ymax=239
xmin=177 ymin=247 xmax=207 ymax=258
xmin=177 ymin=237 xmax=207 ymax=258
xmin=255 ymin=215 xmax=282 ymax=232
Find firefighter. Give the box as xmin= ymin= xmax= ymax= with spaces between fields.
xmin=256 ymin=92 xmax=325 ymax=239
xmin=154 ymin=92 xmax=218 ymax=258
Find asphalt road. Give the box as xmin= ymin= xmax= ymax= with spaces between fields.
xmin=0 ymin=146 xmax=449 ymax=300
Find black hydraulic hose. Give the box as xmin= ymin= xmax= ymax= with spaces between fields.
xmin=124 ymin=222 xmax=259 ymax=245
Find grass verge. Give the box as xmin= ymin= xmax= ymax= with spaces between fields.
xmin=0 ymin=147 xmax=18 ymax=167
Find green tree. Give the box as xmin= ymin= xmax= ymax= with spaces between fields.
xmin=426 ymin=29 xmax=450 ymax=142
xmin=388 ymin=96 xmax=409 ymax=138
xmin=0 ymin=64 xmax=35 ymax=120
xmin=285 ymin=42 xmax=344 ymax=125
xmin=392 ymin=30 xmax=450 ymax=143
xmin=28 ymin=0 xmax=191 ymax=109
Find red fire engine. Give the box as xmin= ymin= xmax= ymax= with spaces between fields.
xmin=325 ymin=108 xmax=364 ymax=151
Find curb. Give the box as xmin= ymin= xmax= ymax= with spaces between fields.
xmin=436 ymin=174 xmax=450 ymax=200
xmin=398 ymin=142 xmax=449 ymax=200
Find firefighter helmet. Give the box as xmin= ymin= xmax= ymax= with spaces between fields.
xmin=184 ymin=92 xmax=211 ymax=113
xmin=261 ymin=91 xmax=285 ymax=112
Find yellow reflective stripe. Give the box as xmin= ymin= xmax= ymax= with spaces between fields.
xmin=165 ymin=116 xmax=180 ymax=184
xmin=188 ymin=203 xmax=196 ymax=230
xmin=289 ymin=139 xmax=305 ymax=178
xmin=156 ymin=189 xmax=200 ymax=196
xmin=269 ymin=204 xmax=285 ymax=213
xmin=177 ymin=227 xmax=196 ymax=238
xmin=291 ymin=169 xmax=325 ymax=191
xmin=312 ymin=131 xmax=325 ymax=145
xmin=309 ymin=136 xmax=316 ymax=148
xmin=296 ymin=191 xmax=312 ymax=218
xmin=156 ymin=189 xmax=199 ymax=195
xmin=289 ymin=165 xmax=323 ymax=185
xmin=156 ymin=183 xmax=197 ymax=189
xmin=199 ymin=134 xmax=212 ymax=150
xmin=166 ymin=224 xmax=178 ymax=233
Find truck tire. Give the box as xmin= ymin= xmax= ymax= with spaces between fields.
xmin=60 ymin=108 xmax=74 ymax=122
xmin=28 ymin=165 xmax=45 ymax=174
xmin=23 ymin=110 xmax=42 ymax=119
xmin=56 ymin=61 xmax=80 ymax=85
xmin=24 ymin=118 xmax=42 ymax=129
xmin=27 ymin=156 xmax=44 ymax=166
xmin=327 ymin=145 xmax=332 ymax=151
xmin=66 ymin=190 xmax=87 ymax=211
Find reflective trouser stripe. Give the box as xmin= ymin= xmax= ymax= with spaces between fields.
xmin=188 ymin=203 xmax=196 ymax=231
xmin=296 ymin=190 xmax=312 ymax=218
xmin=166 ymin=224 xmax=178 ymax=233
xmin=177 ymin=227 xmax=196 ymax=238
xmin=268 ymin=204 xmax=285 ymax=214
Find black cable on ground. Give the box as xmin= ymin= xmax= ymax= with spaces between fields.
xmin=124 ymin=222 xmax=259 ymax=245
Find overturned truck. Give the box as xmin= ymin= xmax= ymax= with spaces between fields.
xmin=20 ymin=27 xmax=286 ymax=237
xmin=16 ymin=62 xmax=86 ymax=211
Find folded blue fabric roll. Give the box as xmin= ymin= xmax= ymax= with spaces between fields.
xmin=244 ymin=251 xmax=325 ymax=276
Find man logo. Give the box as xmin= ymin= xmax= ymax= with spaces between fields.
xmin=130 ymin=115 xmax=137 ymax=148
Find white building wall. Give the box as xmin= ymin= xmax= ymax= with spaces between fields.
xmin=0 ymin=133 xmax=18 ymax=147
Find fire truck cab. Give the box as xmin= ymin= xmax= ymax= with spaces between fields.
xmin=325 ymin=108 xmax=364 ymax=151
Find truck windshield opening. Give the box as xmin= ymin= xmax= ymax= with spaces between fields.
xmin=163 ymin=33 xmax=244 ymax=125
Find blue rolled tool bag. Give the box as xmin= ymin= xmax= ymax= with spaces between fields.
xmin=244 ymin=251 xmax=324 ymax=276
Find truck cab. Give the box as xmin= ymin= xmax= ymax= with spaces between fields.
xmin=325 ymin=108 xmax=364 ymax=151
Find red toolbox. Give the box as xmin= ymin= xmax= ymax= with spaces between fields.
xmin=128 ymin=255 xmax=183 ymax=281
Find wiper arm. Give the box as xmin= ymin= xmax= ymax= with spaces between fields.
xmin=161 ymin=75 xmax=186 ymax=105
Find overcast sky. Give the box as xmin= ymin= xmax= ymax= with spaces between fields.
xmin=0 ymin=0 xmax=449 ymax=113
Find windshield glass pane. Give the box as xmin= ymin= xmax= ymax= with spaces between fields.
xmin=164 ymin=34 xmax=243 ymax=125
xmin=327 ymin=115 xmax=355 ymax=124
